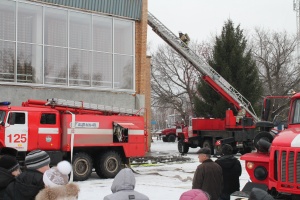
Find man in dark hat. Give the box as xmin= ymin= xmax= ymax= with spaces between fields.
xmin=192 ymin=147 xmax=223 ymax=200
xmin=249 ymin=188 xmax=274 ymax=200
xmin=215 ymin=144 xmax=242 ymax=200
xmin=0 ymin=155 xmax=21 ymax=199
xmin=4 ymin=149 xmax=50 ymax=200
xmin=0 ymin=147 xmax=18 ymax=157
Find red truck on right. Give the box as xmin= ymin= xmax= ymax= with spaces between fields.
xmin=239 ymin=92 xmax=300 ymax=199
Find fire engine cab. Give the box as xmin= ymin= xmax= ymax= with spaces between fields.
xmin=232 ymin=93 xmax=300 ymax=199
xmin=0 ymin=98 xmax=147 ymax=181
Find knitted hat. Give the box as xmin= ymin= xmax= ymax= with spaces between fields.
xmin=43 ymin=161 xmax=72 ymax=187
xmin=222 ymin=144 xmax=233 ymax=155
xmin=0 ymin=155 xmax=20 ymax=172
xmin=25 ymin=150 xmax=50 ymax=170
xmin=0 ymin=147 xmax=18 ymax=157
xmin=179 ymin=189 xmax=210 ymax=200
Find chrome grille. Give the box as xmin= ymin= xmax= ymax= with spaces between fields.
xmin=278 ymin=150 xmax=300 ymax=183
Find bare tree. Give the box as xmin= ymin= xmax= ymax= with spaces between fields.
xmin=251 ymin=28 xmax=300 ymax=120
xmin=150 ymin=42 xmax=211 ymax=124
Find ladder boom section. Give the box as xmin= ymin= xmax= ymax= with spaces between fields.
xmin=148 ymin=12 xmax=259 ymax=122
xmin=23 ymin=98 xmax=143 ymax=116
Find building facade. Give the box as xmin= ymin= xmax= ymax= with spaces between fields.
xmin=0 ymin=0 xmax=151 ymax=146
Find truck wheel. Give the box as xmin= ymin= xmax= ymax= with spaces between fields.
xmin=95 ymin=151 xmax=122 ymax=178
xmin=73 ymin=152 xmax=93 ymax=181
xmin=178 ymin=140 xmax=189 ymax=154
xmin=162 ymin=137 xmax=168 ymax=142
xmin=168 ymin=135 xmax=176 ymax=142
xmin=203 ymin=140 xmax=214 ymax=155
xmin=254 ymin=131 xmax=275 ymax=153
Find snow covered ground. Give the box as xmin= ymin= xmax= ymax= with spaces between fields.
xmin=76 ymin=138 xmax=250 ymax=200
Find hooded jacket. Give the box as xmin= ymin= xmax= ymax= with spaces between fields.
xmin=249 ymin=188 xmax=274 ymax=200
xmin=35 ymin=183 xmax=80 ymax=200
xmin=4 ymin=169 xmax=45 ymax=200
xmin=103 ymin=168 xmax=149 ymax=200
xmin=0 ymin=167 xmax=15 ymax=200
xmin=192 ymin=159 xmax=223 ymax=200
xmin=215 ymin=155 xmax=242 ymax=199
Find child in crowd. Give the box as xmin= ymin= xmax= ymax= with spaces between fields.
xmin=36 ymin=160 xmax=79 ymax=200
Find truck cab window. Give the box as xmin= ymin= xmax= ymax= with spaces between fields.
xmin=0 ymin=111 xmax=5 ymax=122
xmin=292 ymin=100 xmax=300 ymax=124
xmin=8 ymin=112 xmax=25 ymax=124
xmin=40 ymin=113 xmax=56 ymax=124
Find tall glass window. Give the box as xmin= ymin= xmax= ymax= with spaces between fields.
xmin=0 ymin=0 xmax=15 ymax=82
xmin=0 ymin=0 xmax=135 ymax=91
xmin=93 ymin=16 xmax=113 ymax=88
xmin=17 ymin=2 xmax=43 ymax=83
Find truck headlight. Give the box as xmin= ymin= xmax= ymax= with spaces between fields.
xmin=254 ymin=166 xmax=268 ymax=181
xmin=247 ymin=162 xmax=254 ymax=169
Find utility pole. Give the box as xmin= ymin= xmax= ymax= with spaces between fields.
xmin=294 ymin=0 xmax=300 ymax=60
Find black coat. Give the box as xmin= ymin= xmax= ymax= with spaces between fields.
xmin=4 ymin=169 xmax=45 ymax=200
xmin=0 ymin=168 xmax=15 ymax=200
xmin=192 ymin=159 xmax=223 ymax=200
xmin=215 ymin=155 xmax=242 ymax=200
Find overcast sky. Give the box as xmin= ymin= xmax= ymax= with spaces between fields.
xmin=147 ymin=0 xmax=297 ymax=51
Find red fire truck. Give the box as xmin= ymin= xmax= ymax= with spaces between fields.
xmin=238 ymin=93 xmax=300 ymax=199
xmin=177 ymin=109 xmax=256 ymax=155
xmin=0 ymin=98 xmax=147 ymax=181
xmin=176 ymin=96 xmax=290 ymax=155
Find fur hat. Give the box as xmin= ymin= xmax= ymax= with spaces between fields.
xmin=43 ymin=160 xmax=72 ymax=187
xmin=222 ymin=144 xmax=233 ymax=155
xmin=0 ymin=155 xmax=20 ymax=172
xmin=0 ymin=147 xmax=18 ymax=157
xmin=197 ymin=147 xmax=211 ymax=155
xmin=25 ymin=150 xmax=50 ymax=170
xmin=179 ymin=189 xmax=210 ymax=200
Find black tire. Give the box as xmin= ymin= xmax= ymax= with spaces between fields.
xmin=73 ymin=152 xmax=93 ymax=181
xmin=168 ymin=135 xmax=176 ymax=142
xmin=162 ymin=137 xmax=168 ymax=142
xmin=95 ymin=151 xmax=122 ymax=178
xmin=202 ymin=140 xmax=214 ymax=155
xmin=254 ymin=131 xmax=275 ymax=153
xmin=178 ymin=140 xmax=189 ymax=154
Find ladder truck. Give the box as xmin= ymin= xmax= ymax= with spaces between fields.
xmin=0 ymin=98 xmax=147 ymax=181
xmin=148 ymin=12 xmax=274 ymax=155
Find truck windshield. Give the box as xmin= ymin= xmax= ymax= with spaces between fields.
xmin=0 ymin=111 xmax=5 ymax=122
xmin=292 ymin=99 xmax=300 ymax=124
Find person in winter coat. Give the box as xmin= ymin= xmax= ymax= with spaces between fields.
xmin=179 ymin=189 xmax=210 ymax=200
xmin=249 ymin=188 xmax=274 ymax=200
xmin=4 ymin=149 xmax=50 ymax=200
xmin=215 ymin=144 xmax=242 ymax=200
xmin=103 ymin=168 xmax=149 ymax=200
xmin=192 ymin=147 xmax=223 ymax=200
xmin=0 ymin=155 xmax=21 ymax=200
xmin=35 ymin=160 xmax=79 ymax=200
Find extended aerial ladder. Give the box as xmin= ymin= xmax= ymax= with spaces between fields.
xmin=148 ymin=12 xmax=260 ymax=123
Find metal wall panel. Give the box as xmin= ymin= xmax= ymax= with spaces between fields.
xmin=29 ymin=0 xmax=142 ymax=20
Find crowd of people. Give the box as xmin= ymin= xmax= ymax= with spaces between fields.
xmin=187 ymin=145 xmax=274 ymax=200
xmin=0 ymin=146 xmax=274 ymax=200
